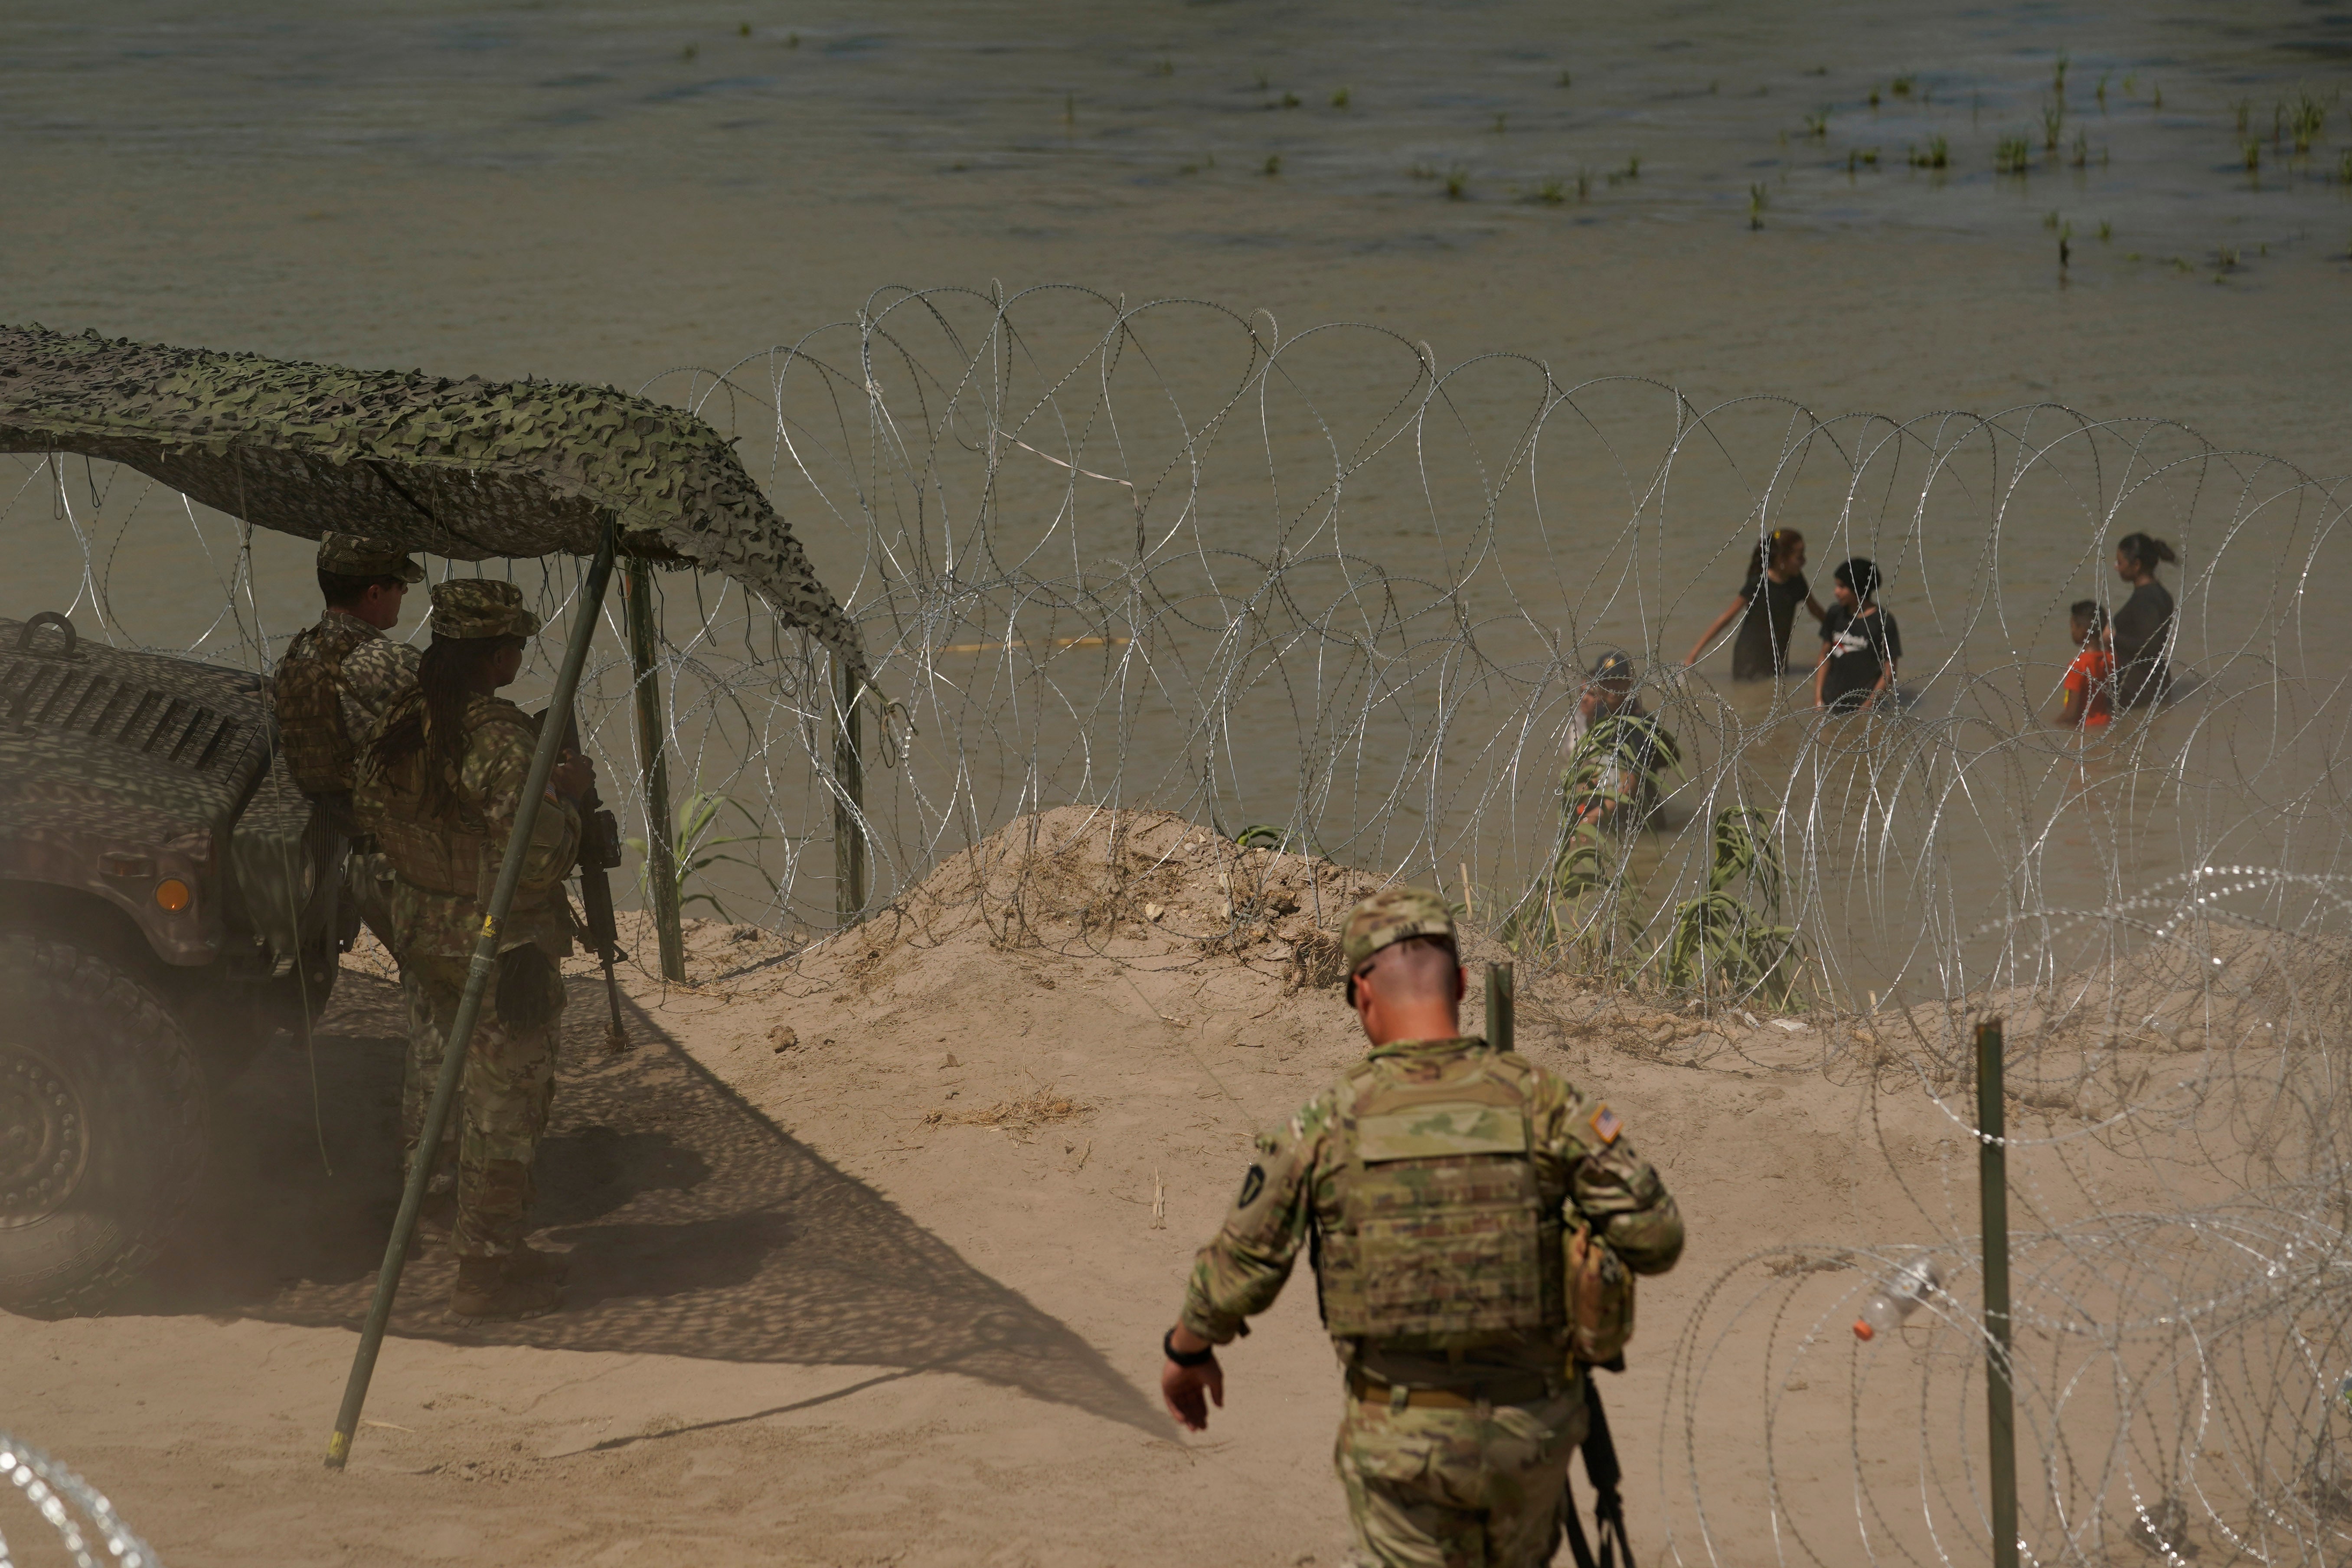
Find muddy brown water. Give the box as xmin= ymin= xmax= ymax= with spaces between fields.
xmin=4 ymin=0 xmax=2349 ymax=999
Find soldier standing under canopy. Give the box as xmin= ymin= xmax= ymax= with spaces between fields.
xmin=354 ymin=579 xmax=594 ymax=1324
xmin=1160 ymin=889 xmax=1684 ymax=1568
xmin=271 ymin=532 xmax=425 ymax=950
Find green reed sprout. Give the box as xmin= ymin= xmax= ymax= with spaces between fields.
xmin=627 ymin=787 xmax=771 ymax=923
xmin=1662 ymin=808 xmax=1806 ymax=1005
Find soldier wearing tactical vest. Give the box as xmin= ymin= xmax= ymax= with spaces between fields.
xmin=1161 ymin=888 xmax=1683 ymax=1568
xmin=353 ymin=579 xmax=595 ymax=1324
xmin=272 ymin=533 xmax=425 ymax=950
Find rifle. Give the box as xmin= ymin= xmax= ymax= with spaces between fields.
xmin=541 ymin=707 xmax=630 ymax=1052
xmin=1562 ymin=1378 xmax=1634 ymax=1568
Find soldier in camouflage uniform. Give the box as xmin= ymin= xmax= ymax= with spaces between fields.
xmin=353 ymin=579 xmax=592 ymax=1323
xmin=271 ymin=533 xmax=425 ymax=949
xmin=1162 ymin=888 xmax=1684 ymax=1568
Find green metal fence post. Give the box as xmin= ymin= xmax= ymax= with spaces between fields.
xmin=1486 ymin=961 xmax=1514 ymax=1053
xmin=324 ymin=528 xmax=619 ymax=1470
xmin=1978 ymin=1016 xmax=2019 ymax=1568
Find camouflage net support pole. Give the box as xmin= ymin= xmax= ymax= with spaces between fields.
xmin=323 ymin=527 xmax=619 ymax=1471
xmin=833 ymin=653 xmax=865 ymax=926
xmin=1977 ymin=1016 xmax=2019 ymax=1568
xmin=624 ymin=556 xmax=685 ymax=982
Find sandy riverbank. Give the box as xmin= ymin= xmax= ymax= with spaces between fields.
xmin=5 ymin=807 xmax=2241 ymax=1565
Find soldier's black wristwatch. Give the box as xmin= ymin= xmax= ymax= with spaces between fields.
xmin=1163 ymin=1329 xmax=1216 ymax=1368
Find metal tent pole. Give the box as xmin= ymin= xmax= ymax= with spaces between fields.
xmin=623 ymin=556 xmax=685 ymax=982
xmin=1978 ymin=1016 xmax=2019 ymax=1568
xmin=833 ymin=654 xmax=865 ymax=926
xmin=324 ymin=527 xmax=619 ymax=1470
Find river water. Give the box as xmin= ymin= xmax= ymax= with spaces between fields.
xmin=4 ymin=0 xmax=2349 ymax=998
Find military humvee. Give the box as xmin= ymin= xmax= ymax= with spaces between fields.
xmin=0 ymin=610 xmax=344 ymax=1310
xmin=0 ymin=322 xmax=866 ymax=1314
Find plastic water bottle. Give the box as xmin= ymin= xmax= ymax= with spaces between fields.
xmin=1852 ymin=1252 xmax=1940 ymax=1341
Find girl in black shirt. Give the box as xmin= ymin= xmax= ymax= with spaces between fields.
xmin=1814 ymin=558 xmax=1901 ymax=712
xmin=1685 ymin=528 xmax=1826 ymax=680
xmin=2110 ymin=532 xmax=2177 ymax=707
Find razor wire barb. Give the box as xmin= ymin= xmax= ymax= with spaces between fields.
xmin=0 ymin=1431 xmax=160 ymax=1568
xmin=10 ymin=283 xmax=2352 ymax=1563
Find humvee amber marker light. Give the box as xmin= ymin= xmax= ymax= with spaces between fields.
xmin=153 ymin=878 xmax=192 ymax=912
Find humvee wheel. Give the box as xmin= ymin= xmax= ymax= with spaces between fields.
xmin=0 ymin=934 xmax=207 ymax=1314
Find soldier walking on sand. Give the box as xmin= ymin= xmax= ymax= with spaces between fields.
xmin=354 ymin=579 xmax=593 ymax=1324
xmin=271 ymin=532 xmax=425 ymax=951
xmin=1159 ymin=888 xmax=1684 ymax=1568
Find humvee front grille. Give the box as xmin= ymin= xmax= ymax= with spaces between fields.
xmin=0 ymin=659 xmax=242 ymax=771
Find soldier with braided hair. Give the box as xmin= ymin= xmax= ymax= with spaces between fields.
xmin=354 ymin=579 xmax=595 ymax=1323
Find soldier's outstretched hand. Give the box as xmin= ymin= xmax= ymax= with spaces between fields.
xmin=1161 ymin=1350 xmax=1224 ymax=1432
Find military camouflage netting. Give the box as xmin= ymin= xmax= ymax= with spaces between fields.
xmin=0 ymin=324 xmax=864 ymax=683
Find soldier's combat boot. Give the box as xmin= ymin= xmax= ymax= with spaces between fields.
xmin=503 ymin=1245 xmax=571 ymax=1284
xmin=444 ymin=1256 xmax=562 ymax=1325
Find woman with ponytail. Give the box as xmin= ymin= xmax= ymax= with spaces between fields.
xmin=1685 ymin=528 xmax=1825 ymax=681
xmin=2111 ymin=533 xmax=2178 ymax=706
xmin=355 ymin=578 xmax=595 ymax=1326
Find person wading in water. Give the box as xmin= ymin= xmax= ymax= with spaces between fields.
xmin=2110 ymin=532 xmax=2178 ymax=708
xmin=1684 ymin=529 xmax=1826 ymax=682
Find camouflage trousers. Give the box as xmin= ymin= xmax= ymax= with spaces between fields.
xmin=400 ymin=953 xmax=565 ymax=1258
xmin=1336 ymin=1382 xmax=1588 ymax=1568
xmin=344 ymin=849 xmax=399 ymax=956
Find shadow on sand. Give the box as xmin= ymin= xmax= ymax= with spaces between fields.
xmin=120 ymin=969 xmax=1164 ymax=1437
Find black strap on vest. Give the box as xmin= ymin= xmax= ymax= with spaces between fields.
xmin=1561 ymin=1378 xmax=1634 ymax=1568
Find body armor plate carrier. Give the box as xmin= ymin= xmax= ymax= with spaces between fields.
xmin=1315 ymin=1050 xmax=1565 ymax=1343
xmin=365 ymin=694 xmax=544 ymax=908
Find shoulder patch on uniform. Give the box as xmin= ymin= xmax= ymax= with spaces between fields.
xmin=1590 ymin=1104 xmax=1622 ymax=1145
xmin=1236 ymin=1164 xmax=1266 ymax=1209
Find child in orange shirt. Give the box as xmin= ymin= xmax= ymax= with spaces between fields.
xmin=2055 ymin=600 xmax=2113 ymax=727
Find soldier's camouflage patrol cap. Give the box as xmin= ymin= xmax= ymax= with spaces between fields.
xmin=428 ymin=579 xmax=542 ymax=640
xmin=316 ymin=531 xmax=425 ymax=583
xmin=1342 ymin=885 xmax=1457 ymax=973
